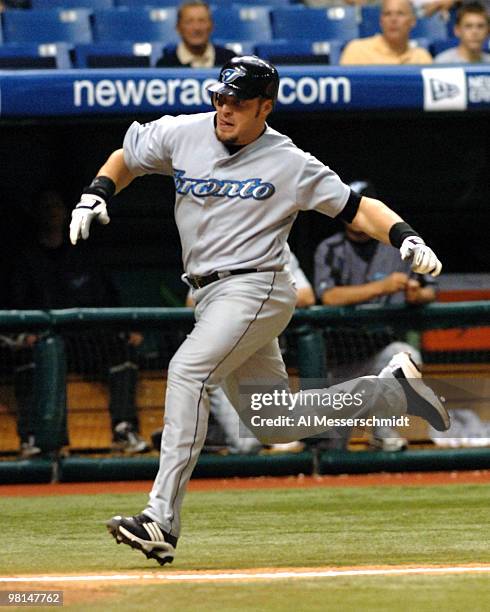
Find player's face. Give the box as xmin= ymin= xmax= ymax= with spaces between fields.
xmin=177 ymin=5 xmax=213 ymax=50
xmin=380 ymin=0 xmax=415 ymax=46
xmin=213 ymin=93 xmax=272 ymax=146
xmin=455 ymin=14 xmax=489 ymax=53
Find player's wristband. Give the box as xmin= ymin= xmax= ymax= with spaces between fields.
xmin=389 ymin=222 xmax=422 ymax=248
xmin=82 ymin=176 xmax=116 ymax=202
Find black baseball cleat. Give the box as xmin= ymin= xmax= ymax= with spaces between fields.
xmin=381 ymin=352 xmax=450 ymax=432
xmin=107 ymin=513 xmax=177 ymax=566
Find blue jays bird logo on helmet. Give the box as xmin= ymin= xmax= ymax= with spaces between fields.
xmin=221 ymin=66 xmax=247 ymax=84
xmin=207 ymin=56 xmax=280 ymax=102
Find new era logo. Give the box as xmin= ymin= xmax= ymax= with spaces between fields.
xmin=422 ymin=68 xmax=467 ymax=111
xmin=430 ymin=78 xmax=460 ymax=101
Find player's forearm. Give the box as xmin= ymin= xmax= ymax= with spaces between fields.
xmin=321 ymin=283 xmax=384 ymax=306
xmin=352 ymin=197 xmax=441 ymax=277
xmin=70 ymin=149 xmax=135 ymax=245
xmin=97 ymin=149 xmax=135 ymax=194
xmin=350 ymin=197 xmax=403 ymax=245
xmin=296 ymin=286 xmax=316 ymax=307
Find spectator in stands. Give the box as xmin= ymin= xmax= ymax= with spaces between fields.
xmin=435 ymin=2 xmax=490 ymax=63
xmin=314 ymin=181 xmax=437 ymax=451
xmin=156 ymin=1 xmax=235 ymax=69
xmin=340 ymin=0 xmax=434 ymax=64
xmin=9 ymin=189 xmax=149 ymax=457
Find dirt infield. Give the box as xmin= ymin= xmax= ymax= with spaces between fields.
xmin=2 ymin=469 xmax=490 ymax=497
xmin=2 ymin=564 xmax=490 ymax=586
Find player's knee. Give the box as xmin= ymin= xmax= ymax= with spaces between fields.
xmin=167 ymin=357 xmax=223 ymax=387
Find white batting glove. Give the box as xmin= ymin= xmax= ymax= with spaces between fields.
xmin=400 ymin=236 xmax=442 ymax=277
xmin=70 ymin=194 xmax=110 ymax=245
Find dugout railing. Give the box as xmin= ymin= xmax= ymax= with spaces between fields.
xmin=0 ymin=301 xmax=489 ymax=484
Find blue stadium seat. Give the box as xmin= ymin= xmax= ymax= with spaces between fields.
xmin=430 ymin=37 xmax=458 ymax=57
xmin=2 ymin=9 xmax=93 ymax=44
xmin=212 ymin=7 xmax=272 ymax=43
xmin=74 ymin=41 xmax=164 ymax=67
xmin=360 ymin=5 xmax=381 ymax=38
xmin=116 ymin=0 xmax=294 ymax=6
xmin=117 ymin=0 xmax=293 ymax=5
xmin=272 ymin=6 xmax=359 ymax=43
xmin=0 ymin=42 xmax=72 ymax=69
xmin=229 ymin=0 xmax=293 ymax=5
xmin=114 ymin=0 xmax=179 ymax=6
xmin=213 ymin=39 xmax=256 ymax=56
xmin=411 ymin=14 xmax=448 ymax=41
xmin=31 ymin=0 xmax=114 ymax=9
xmin=255 ymin=39 xmax=343 ymax=65
xmin=445 ymin=6 xmax=458 ymax=38
xmin=93 ymin=8 xmax=178 ymax=43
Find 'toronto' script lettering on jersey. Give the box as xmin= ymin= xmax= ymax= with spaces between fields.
xmin=173 ymin=169 xmax=276 ymax=201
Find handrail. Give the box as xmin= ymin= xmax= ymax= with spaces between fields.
xmin=1 ymin=301 xmax=488 ymax=330
xmin=0 ymin=309 xmax=52 ymax=330
xmin=293 ymin=301 xmax=490 ymax=329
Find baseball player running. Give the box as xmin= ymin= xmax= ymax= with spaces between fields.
xmin=70 ymin=56 xmax=449 ymax=566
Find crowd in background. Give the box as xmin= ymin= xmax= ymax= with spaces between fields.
xmin=0 ymin=0 xmax=489 ymax=65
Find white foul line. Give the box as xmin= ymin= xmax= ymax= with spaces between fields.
xmin=1 ymin=566 xmax=490 ymax=584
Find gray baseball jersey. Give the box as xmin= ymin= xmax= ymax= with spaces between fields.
xmin=123 ymin=112 xmax=351 ymax=276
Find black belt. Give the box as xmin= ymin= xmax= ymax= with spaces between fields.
xmin=186 ymin=268 xmax=278 ymax=290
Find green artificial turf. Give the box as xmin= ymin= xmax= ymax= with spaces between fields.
xmin=3 ymin=484 xmax=489 ymax=572
xmin=65 ymin=575 xmax=490 ymax=612
xmin=2 ymin=484 xmax=489 ymax=610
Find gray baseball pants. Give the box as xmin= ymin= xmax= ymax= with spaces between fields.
xmin=144 ymin=271 xmax=407 ymax=537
